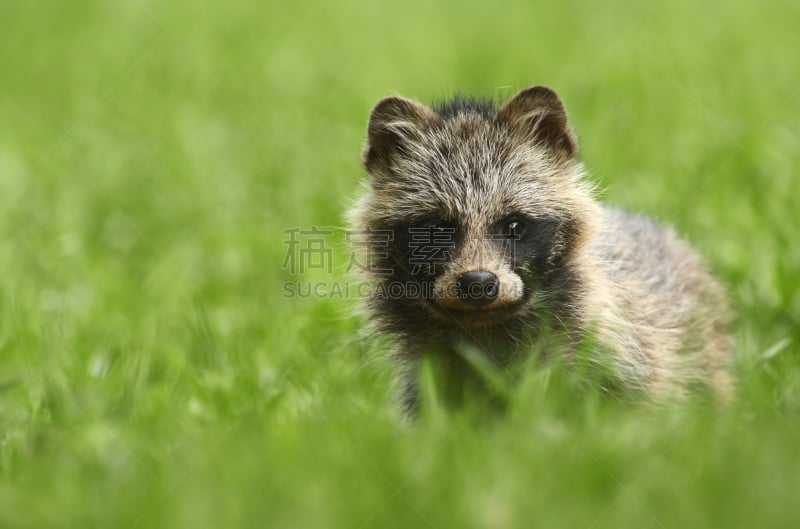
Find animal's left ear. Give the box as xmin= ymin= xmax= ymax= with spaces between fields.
xmin=496 ymin=85 xmax=577 ymax=160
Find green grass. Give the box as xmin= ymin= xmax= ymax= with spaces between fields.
xmin=1 ymin=0 xmax=799 ymax=527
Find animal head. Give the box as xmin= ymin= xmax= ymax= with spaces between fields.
xmin=350 ymin=86 xmax=600 ymax=332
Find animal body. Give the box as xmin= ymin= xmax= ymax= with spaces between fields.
xmin=348 ymin=85 xmax=733 ymax=410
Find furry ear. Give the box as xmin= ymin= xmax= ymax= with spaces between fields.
xmin=362 ymin=95 xmax=438 ymax=175
xmin=496 ymin=86 xmax=577 ymax=160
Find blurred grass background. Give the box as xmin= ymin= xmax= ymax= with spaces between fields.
xmin=1 ymin=0 xmax=799 ymax=527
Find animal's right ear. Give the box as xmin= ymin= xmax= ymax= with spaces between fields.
xmin=362 ymin=96 xmax=438 ymax=175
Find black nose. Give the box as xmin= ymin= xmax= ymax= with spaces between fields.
xmin=456 ymin=271 xmax=499 ymax=308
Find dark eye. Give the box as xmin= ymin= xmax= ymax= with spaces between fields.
xmin=503 ymin=217 xmax=528 ymax=239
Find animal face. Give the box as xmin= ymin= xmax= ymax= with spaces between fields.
xmin=351 ymin=86 xmax=599 ymax=330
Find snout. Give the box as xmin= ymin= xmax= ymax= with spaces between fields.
xmin=456 ymin=271 xmax=499 ymax=308
xmin=433 ymin=265 xmax=525 ymax=316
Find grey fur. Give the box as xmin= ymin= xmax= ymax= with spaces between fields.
xmin=348 ymin=86 xmax=733 ymax=409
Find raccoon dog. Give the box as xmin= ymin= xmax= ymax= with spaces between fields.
xmin=348 ymin=85 xmax=733 ymax=410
